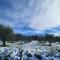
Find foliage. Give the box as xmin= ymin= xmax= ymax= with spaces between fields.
xmin=0 ymin=24 xmax=13 ymax=45
xmin=0 ymin=24 xmax=60 ymax=46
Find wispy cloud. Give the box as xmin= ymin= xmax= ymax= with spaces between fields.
xmin=0 ymin=0 xmax=60 ymax=35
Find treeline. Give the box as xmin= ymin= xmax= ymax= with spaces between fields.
xmin=0 ymin=24 xmax=33 ymax=46
xmin=0 ymin=24 xmax=60 ymax=46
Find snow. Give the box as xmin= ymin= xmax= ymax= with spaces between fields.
xmin=0 ymin=41 xmax=60 ymax=60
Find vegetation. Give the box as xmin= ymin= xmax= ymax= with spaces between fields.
xmin=0 ymin=24 xmax=60 ymax=46
xmin=0 ymin=24 xmax=13 ymax=46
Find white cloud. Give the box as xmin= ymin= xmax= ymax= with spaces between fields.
xmin=0 ymin=0 xmax=60 ymax=34
xmin=28 ymin=0 xmax=60 ymax=31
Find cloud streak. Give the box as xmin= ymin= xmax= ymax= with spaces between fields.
xmin=0 ymin=0 xmax=60 ymax=35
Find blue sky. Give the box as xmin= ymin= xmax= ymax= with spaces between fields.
xmin=0 ymin=0 xmax=60 ymax=36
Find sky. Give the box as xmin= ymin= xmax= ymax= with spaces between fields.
xmin=0 ymin=0 xmax=60 ymax=35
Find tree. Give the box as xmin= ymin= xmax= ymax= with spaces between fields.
xmin=0 ymin=24 xmax=13 ymax=46
xmin=44 ymin=34 xmax=53 ymax=46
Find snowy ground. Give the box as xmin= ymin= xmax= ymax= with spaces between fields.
xmin=0 ymin=41 xmax=60 ymax=60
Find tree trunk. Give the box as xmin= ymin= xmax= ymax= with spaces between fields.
xmin=49 ymin=42 xmax=51 ymax=46
xmin=3 ymin=40 xmax=6 ymax=46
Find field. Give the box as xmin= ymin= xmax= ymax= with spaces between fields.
xmin=0 ymin=41 xmax=60 ymax=60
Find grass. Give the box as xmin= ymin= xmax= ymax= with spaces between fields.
xmin=57 ymin=49 xmax=60 ymax=52
xmin=7 ymin=41 xmax=17 ymax=43
xmin=0 ymin=44 xmax=9 ymax=47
